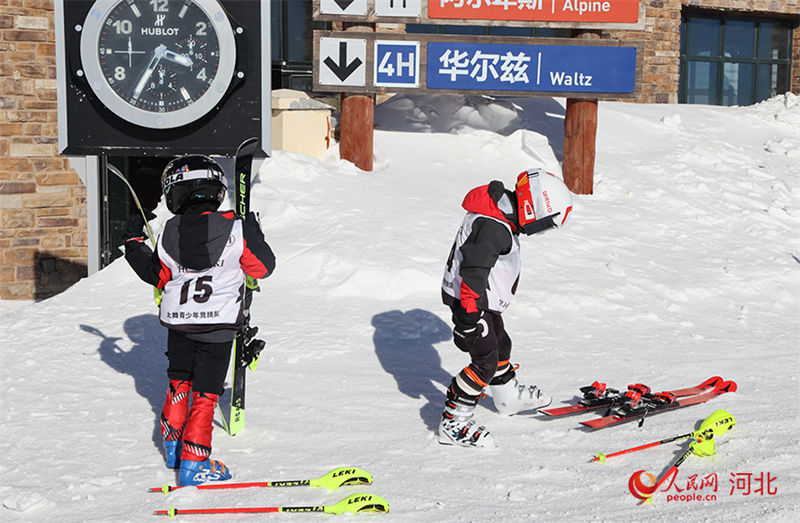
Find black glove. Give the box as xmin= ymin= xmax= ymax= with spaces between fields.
xmin=122 ymin=210 xmax=156 ymax=243
xmin=452 ymin=304 xmax=482 ymax=352
xmin=242 ymin=211 xmax=262 ymax=235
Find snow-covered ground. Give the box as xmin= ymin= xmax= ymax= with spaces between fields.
xmin=1 ymin=93 xmax=798 ymax=521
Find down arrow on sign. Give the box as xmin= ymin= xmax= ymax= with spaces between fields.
xmin=333 ymin=0 xmax=356 ymax=9
xmin=320 ymin=38 xmax=366 ymax=86
xmin=320 ymin=0 xmax=367 ymax=15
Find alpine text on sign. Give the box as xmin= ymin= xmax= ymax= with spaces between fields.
xmin=313 ymin=31 xmax=642 ymax=99
xmin=313 ymin=0 xmax=645 ymax=29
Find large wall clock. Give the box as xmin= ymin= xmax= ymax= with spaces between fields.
xmin=78 ymin=0 xmax=237 ymax=129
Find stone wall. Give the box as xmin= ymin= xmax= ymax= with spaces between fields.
xmin=0 ymin=2 xmax=87 ymax=300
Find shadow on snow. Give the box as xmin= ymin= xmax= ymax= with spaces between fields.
xmin=372 ymin=309 xmax=453 ymax=432
xmin=80 ymin=314 xmax=167 ymax=457
xmin=374 ymin=93 xmax=566 ymax=161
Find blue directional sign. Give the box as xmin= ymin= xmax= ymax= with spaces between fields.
xmin=374 ymin=40 xmax=420 ymax=88
xmin=314 ymin=31 xmax=641 ymax=99
xmin=427 ymin=42 xmax=637 ymax=94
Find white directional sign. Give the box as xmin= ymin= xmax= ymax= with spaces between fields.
xmin=374 ymin=0 xmax=421 ymax=17
xmin=320 ymin=0 xmax=367 ymax=16
xmin=319 ymin=37 xmax=367 ymax=87
xmin=374 ymin=40 xmax=420 ymax=88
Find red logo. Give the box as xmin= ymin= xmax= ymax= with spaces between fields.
xmin=628 ymin=470 xmax=659 ymax=501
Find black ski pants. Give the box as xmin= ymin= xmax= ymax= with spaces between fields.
xmin=166 ymin=329 xmax=232 ymax=395
xmin=457 ymin=309 xmax=512 ymax=390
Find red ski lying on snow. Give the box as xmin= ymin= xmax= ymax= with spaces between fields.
xmin=541 ymin=376 xmax=724 ymax=417
xmin=580 ymin=379 xmax=737 ymax=429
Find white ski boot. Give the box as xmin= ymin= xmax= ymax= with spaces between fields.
xmin=438 ymin=384 xmax=496 ymax=448
xmin=490 ymin=369 xmax=552 ymax=416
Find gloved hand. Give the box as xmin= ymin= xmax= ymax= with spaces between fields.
xmin=122 ymin=210 xmax=156 ymax=243
xmin=242 ymin=211 xmax=262 ymax=232
xmin=452 ymin=304 xmax=482 ymax=352
xmin=242 ymin=211 xmax=266 ymax=248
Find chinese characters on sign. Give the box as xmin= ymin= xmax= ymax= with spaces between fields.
xmin=428 ymin=42 xmax=636 ymax=93
xmin=430 ymin=0 xmax=640 ymax=23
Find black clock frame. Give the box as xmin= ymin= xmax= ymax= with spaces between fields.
xmin=58 ymin=0 xmax=267 ymax=157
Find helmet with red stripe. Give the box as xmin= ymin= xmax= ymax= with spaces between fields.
xmin=514 ymin=169 xmax=573 ymax=235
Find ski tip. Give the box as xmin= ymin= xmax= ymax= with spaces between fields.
xmin=720 ymin=380 xmax=738 ymax=393
xmin=700 ymin=376 xmax=724 ymax=388
xmin=234 ymin=137 xmax=260 ymax=156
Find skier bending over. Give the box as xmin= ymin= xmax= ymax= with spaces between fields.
xmin=123 ymin=155 xmax=275 ymax=485
xmin=439 ymin=168 xmax=573 ymax=448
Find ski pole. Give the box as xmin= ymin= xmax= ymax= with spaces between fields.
xmin=594 ymin=409 xmax=737 ymax=463
xmin=106 ymin=161 xmax=162 ymax=305
xmin=628 ymin=410 xmax=736 ymax=503
xmin=106 ymin=162 xmax=157 ymax=247
xmin=629 ymin=446 xmax=692 ymax=503
xmin=593 ymin=432 xmax=693 ymax=463
xmin=153 ymin=493 xmax=389 ymax=517
xmin=149 ymin=466 xmax=373 ymax=494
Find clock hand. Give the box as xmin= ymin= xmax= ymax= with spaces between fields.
xmin=132 ymin=44 xmax=167 ymax=100
xmin=163 ymin=49 xmax=193 ymax=68
xmin=127 ymin=36 xmax=132 ymax=68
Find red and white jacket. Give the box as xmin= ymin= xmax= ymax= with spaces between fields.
xmin=442 ymin=181 xmax=520 ymax=313
xmin=126 ymin=211 xmax=275 ymax=338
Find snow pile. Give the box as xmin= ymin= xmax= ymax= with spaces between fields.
xmin=1 ymin=94 xmax=798 ymax=521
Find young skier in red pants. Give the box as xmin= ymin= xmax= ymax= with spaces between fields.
xmin=124 ymin=155 xmax=275 ymax=484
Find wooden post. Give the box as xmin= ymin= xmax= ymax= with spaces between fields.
xmin=338 ymin=21 xmax=374 ymax=172
xmin=339 ymin=93 xmax=374 ymax=171
xmin=563 ymin=98 xmax=598 ymax=195
xmin=562 ymin=29 xmax=601 ymax=195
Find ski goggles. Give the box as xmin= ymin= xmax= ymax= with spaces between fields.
xmin=515 ymin=169 xmax=558 ymax=235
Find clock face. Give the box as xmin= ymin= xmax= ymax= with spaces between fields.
xmin=79 ymin=0 xmax=237 ymax=129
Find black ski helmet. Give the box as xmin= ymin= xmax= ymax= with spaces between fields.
xmin=161 ymin=155 xmax=227 ymax=214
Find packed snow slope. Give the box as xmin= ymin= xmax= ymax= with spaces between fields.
xmin=1 ymin=94 xmax=799 ymax=522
